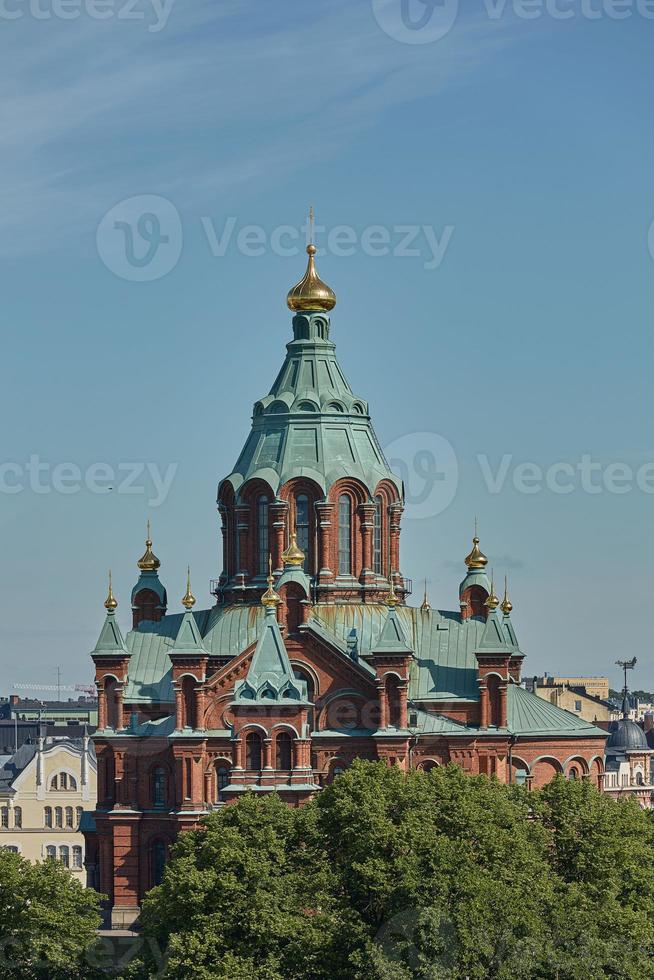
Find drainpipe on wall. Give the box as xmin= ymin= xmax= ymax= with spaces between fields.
xmin=508 ymin=735 xmax=516 ymax=786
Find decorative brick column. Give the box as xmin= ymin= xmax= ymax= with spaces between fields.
xmin=377 ymin=680 xmax=388 ymax=730
xmin=98 ymin=685 xmax=107 ymax=730
xmin=316 ymin=502 xmax=335 ymax=584
xmin=263 ymin=738 xmax=273 ymax=770
xmin=478 ymin=680 xmax=489 ymax=729
xmin=174 ymin=685 xmax=183 ymax=732
xmin=271 ymin=500 xmax=288 ymax=572
xmin=389 ymin=503 xmax=404 ymax=576
xmin=398 ymin=681 xmax=409 ymax=729
xmin=359 ymin=502 xmax=376 ymax=584
xmin=196 ymin=687 xmax=206 ymax=732
xmin=499 ymin=683 xmax=508 ymax=729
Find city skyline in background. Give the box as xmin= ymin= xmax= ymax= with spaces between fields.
xmin=0 ymin=1 xmax=653 ymax=690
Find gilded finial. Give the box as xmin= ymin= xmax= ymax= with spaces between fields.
xmin=464 ymin=521 xmax=488 ymax=570
xmin=137 ymin=521 xmax=161 ymax=572
xmin=104 ymin=570 xmax=118 ymax=612
xmin=420 ymin=579 xmax=431 ymax=612
xmin=182 ymin=566 xmax=196 ymax=610
xmin=485 ymin=571 xmax=500 ymax=611
xmin=385 ymin=573 xmax=400 ymax=608
xmin=500 ymin=576 xmax=513 ymax=616
xmin=281 ymin=530 xmax=305 ymax=567
xmin=261 ymin=555 xmax=282 ymax=609
xmin=287 ymin=211 xmax=336 ymax=313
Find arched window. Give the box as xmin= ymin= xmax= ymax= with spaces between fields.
xmin=105 ymin=678 xmax=120 ymax=730
xmin=486 ymin=675 xmax=502 ymax=728
xmin=295 ymin=494 xmax=310 ymax=570
xmin=55 ymin=807 xmax=63 ymax=829
xmin=46 ymin=845 xmax=56 ymax=860
xmin=181 ymin=676 xmax=196 ymax=730
xmin=373 ymin=496 xmax=383 ymax=575
xmin=0 ymin=808 xmax=8 ymax=828
xmin=152 ymin=840 xmax=167 ymax=887
xmin=44 ymin=807 xmax=52 ymax=828
xmin=275 ymin=732 xmax=292 ymax=770
xmin=215 ymin=764 xmax=230 ymax=802
xmin=246 ymin=732 xmax=262 ymax=771
xmin=76 ymin=807 xmax=83 ymax=827
xmin=50 ymin=775 xmax=58 ymax=791
xmin=72 ymin=846 xmax=83 ymax=869
xmin=257 ymin=495 xmax=270 ymax=576
xmin=65 ymin=807 xmax=74 ymax=828
xmin=152 ymin=768 xmax=167 ymax=809
xmin=386 ymin=675 xmax=402 ymax=729
xmin=59 ymin=845 xmax=70 ymax=867
xmin=568 ymin=767 xmax=579 ymax=781
xmin=13 ymin=807 xmax=22 ymax=829
xmin=338 ymin=494 xmax=351 ymax=575
xmin=69 ymin=776 xmax=77 ymax=791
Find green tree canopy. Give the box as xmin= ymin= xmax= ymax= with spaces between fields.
xmin=0 ymin=849 xmax=102 ymax=980
xmin=134 ymin=763 xmax=654 ymax=980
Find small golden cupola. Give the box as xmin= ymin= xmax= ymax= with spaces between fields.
xmin=281 ymin=531 xmax=305 ymax=567
xmin=261 ymin=556 xmax=282 ymax=609
xmin=182 ymin=567 xmax=196 ymax=610
xmin=286 ymin=213 xmax=336 ymax=313
xmin=137 ymin=521 xmax=160 ymax=572
xmin=500 ymin=576 xmax=513 ymax=616
xmin=104 ymin=570 xmax=118 ymax=611
xmin=485 ymin=573 xmax=500 ymax=611
xmin=464 ymin=535 xmax=488 ymax=571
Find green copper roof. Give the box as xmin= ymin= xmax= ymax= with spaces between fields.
xmin=131 ymin=569 xmax=167 ymax=608
xmin=409 ymin=706 xmax=471 ymax=736
xmin=92 ymin=612 xmax=129 ymax=658
xmin=171 ymin=609 xmax=209 ymax=657
xmin=234 ymin=609 xmax=309 ymax=704
xmin=374 ymin=607 xmax=413 ymax=654
xmin=221 ymin=312 xmax=401 ymax=499
xmin=476 ymin=610 xmax=514 ymax=656
xmin=507 ymin=685 xmax=607 ymax=738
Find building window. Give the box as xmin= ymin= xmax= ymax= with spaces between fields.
xmin=568 ymin=767 xmax=579 ymax=781
xmin=13 ymin=807 xmax=22 ymax=829
xmin=55 ymin=807 xmax=63 ymax=829
xmin=65 ymin=807 xmax=74 ymax=828
xmin=153 ymin=768 xmax=167 ymax=809
xmin=373 ymin=496 xmax=383 ymax=575
xmin=152 ymin=840 xmax=167 ymax=887
xmin=46 ymin=845 xmax=56 ymax=860
xmin=275 ymin=732 xmax=292 ymax=770
xmin=338 ymin=495 xmax=351 ymax=575
xmin=295 ymin=493 xmax=311 ymax=571
xmin=50 ymin=772 xmax=77 ymax=791
xmin=257 ymin=495 xmax=270 ymax=576
xmin=76 ymin=807 xmax=84 ymax=827
xmin=2 ymin=845 xmax=19 ymax=854
xmin=59 ymin=845 xmax=70 ymax=867
xmin=574 ymin=700 xmax=582 ymax=712
xmin=246 ymin=732 xmax=262 ymax=771
xmin=72 ymin=846 xmax=83 ymax=869
xmin=215 ymin=765 xmax=230 ymax=802
xmin=44 ymin=807 xmax=52 ymax=828
xmin=1 ymin=808 xmax=8 ymax=828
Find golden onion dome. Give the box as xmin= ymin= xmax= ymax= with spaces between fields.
xmin=287 ymin=244 xmax=336 ymax=313
xmin=385 ymin=575 xmax=400 ymax=608
xmin=464 ymin=536 xmax=488 ymax=571
xmin=261 ymin=556 xmax=282 ymax=609
xmin=501 ymin=577 xmax=513 ymax=616
xmin=137 ymin=522 xmax=160 ymax=572
xmin=281 ymin=531 xmax=305 ymax=567
xmin=104 ymin=571 xmax=118 ymax=612
xmin=182 ymin=567 xmax=196 ymax=610
xmin=485 ymin=574 xmax=500 ymax=611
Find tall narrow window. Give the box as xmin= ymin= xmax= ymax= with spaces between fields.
xmin=215 ymin=765 xmax=230 ymax=802
xmin=46 ymin=845 xmax=56 ymax=860
xmin=72 ymin=846 xmax=83 ymax=869
xmin=13 ymin=807 xmax=21 ymax=829
xmin=1 ymin=808 xmax=8 ymax=828
xmin=257 ymin=495 xmax=269 ymax=576
xmin=373 ymin=496 xmax=383 ymax=575
xmin=76 ymin=807 xmax=83 ymax=827
xmin=55 ymin=807 xmax=63 ymax=828
xmin=44 ymin=807 xmax=52 ymax=828
xmin=65 ymin=807 xmax=73 ymax=828
xmin=59 ymin=845 xmax=70 ymax=867
xmin=152 ymin=840 xmax=167 ymax=887
xmin=296 ymin=494 xmax=310 ymax=570
xmin=153 ymin=768 xmax=166 ymax=809
xmin=246 ymin=732 xmax=262 ymax=771
xmin=275 ymin=732 xmax=292 ymax=770
xmin=338 ymin=495 xmax=351 ymax=575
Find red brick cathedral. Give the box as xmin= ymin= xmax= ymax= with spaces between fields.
xmin=86 ymin=246 xmax=607 ymax=928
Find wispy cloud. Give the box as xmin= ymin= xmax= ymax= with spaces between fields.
xmin=0 ymin=2 xmax=514 ymax=255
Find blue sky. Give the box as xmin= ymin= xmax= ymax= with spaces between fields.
xmin=1 ymin=0 xmax=653 ymax=694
